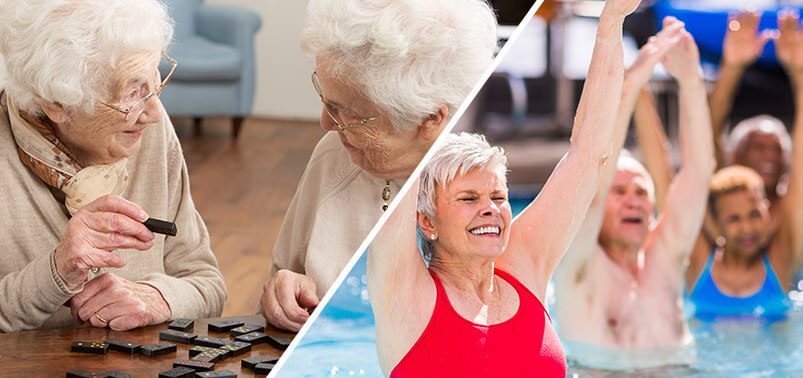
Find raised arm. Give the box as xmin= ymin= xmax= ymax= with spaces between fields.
xmin=498 ymin=0 xmax=641 ymax=292
xmin=554 ymin=20 xmax=686 ymax=277
xmin=367 ymin=179 xmax=431 ymax=374
xmin=634 ymin=88 xmax=674 ymax=212
xmin=650 ymin=32 xmax=716 ymax=275
xmin=789 ymin=76 xmax=803 ymax=267
xmin=709 ymin=11 xmax=771 ymax=167
xmin=775 ymin=10 xmax=803 ymax=265
xmin=367 ymin=178 xmax=428 ymax=319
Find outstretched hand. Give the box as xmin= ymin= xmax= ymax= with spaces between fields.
xmin=722 ymin=11 xmax=773 ymax=69
xmin=625 ymin=16 xmax=685 ymax=88
xmin=662 ymin=19 xmax=703 ymax=85
xmin=776 ymin=9 xmax=803 ymax=78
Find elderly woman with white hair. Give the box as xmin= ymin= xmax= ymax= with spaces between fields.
xmin=367 ymin=0 xmax=641 ymax=375
xmin=632 ymin=11 xmax=803 ymax=319
xmin=0 ymin=0 xmax=226 ymax=332
xmin=260 ymin=0 xmax=498 ymax=331
xmin=705 ymin=10 xmax=801 ymax=235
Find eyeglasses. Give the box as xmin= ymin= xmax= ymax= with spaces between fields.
xmin=99 ymin=51 xmax=177 ymax=120
xmin=311 ymin=70 xmax=377 ymax=131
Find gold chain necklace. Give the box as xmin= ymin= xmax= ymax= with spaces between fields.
xmin=382 ymin=180 xmax=391 ymax=211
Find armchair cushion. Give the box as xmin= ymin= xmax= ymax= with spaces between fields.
xmin=163 ymin=37 xmax=242 ymax=81
xmin=158 ymin=0 xmax=261 ymax=119
xmin=196 ymin=5 xmax=262 ymax=48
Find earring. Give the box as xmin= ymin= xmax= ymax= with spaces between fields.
xmin=430 ymin=234 xmax=437 ymax=240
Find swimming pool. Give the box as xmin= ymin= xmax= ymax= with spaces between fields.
xmin=275 ymin=195 xmax=803 ymax=377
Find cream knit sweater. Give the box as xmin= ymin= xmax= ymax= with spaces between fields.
xmin=0 ymin=93 xmax=227 ymax=332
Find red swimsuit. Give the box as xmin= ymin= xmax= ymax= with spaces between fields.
xmin=390 ymin=269 xmax=567 ymax=377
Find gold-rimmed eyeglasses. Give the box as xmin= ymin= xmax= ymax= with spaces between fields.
xmin=311 ymin=70 xmax=377 ymax=131
xmin=99 ymin=51 xmax=177 ymax=120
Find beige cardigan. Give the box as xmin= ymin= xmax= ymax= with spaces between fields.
xmin=271 ymin=132 xmax=402 ymax=297
xmin=0 ymin=93 xmax=227 ymax=332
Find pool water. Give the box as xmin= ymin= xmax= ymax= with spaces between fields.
xmin=276 ymin=194 xmax=803 ymax=378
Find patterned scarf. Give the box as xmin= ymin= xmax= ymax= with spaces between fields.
xmin=4 ymin=92 xmax=129 ymax=216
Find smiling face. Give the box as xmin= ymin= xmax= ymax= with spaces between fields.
xmin=733 ymin=131 xmax=785 ymax=193
xmin=599 ymin=168 xmax=655 ymax=249
xmin=49 ymin=51 xmax=164 ymax=166
xmin=714 ymin=189 xmax=771 ymax=258
xmin=313 ymin=56 xmax=441 ymax=179
xmin=422 ymin=165 xmax=512 ymax=262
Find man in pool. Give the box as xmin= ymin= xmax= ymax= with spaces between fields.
xmin=554 ymin=19 xmax=715 ymax=362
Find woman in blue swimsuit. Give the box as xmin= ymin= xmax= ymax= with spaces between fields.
xmin=685 ymin=166 xmax=801 ymax=320
xmin=627 ymin=12 xmax=803 ymax=321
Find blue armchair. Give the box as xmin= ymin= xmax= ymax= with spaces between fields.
xmin=160 ymin=0 xmax=261 ymax=139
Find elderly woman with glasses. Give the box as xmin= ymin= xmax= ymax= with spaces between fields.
xmin=259 ymin=0 xmax=498 ymax=331
xmin=0 ymin=0 xmax=227 ymax=332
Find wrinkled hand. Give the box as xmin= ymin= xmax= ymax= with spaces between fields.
xmin=54 ymin=195 xmax=154 ymax=291
xmin=625 ymin=17 xmax=685 ymax=88
xmin=602 ymin=0 xmax=642 ymax=18
xmin=662 ymin=18 xmax=703 ymax=85
xmin=68 ymin=273 xmax=171 ymax=331
xmin=722 ymin=11 xmax=773 ymax=69
xmin=776 ymin=9 xmax=803 ymax=77
xmin=259 ymin=270 xmax=319 ymax=332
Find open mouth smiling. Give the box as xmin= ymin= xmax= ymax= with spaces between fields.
xmin=468 ymin=225 xmax=501 ymax=236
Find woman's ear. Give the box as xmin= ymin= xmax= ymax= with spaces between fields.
xmin=37 ymin=100 xmax=70 ymax=125
xmin=417 ymin=105 xmax=449 ymax=142
xmin=417 ymin=211 xmax=437 ymax=240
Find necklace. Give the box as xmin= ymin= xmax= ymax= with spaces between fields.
xmin=382 ymin=180 xmax=391 ymax=211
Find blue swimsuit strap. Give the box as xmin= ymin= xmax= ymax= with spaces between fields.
xmin=759 ymin=254 xmax=786 ymax=293
xmin=691 ymin=248 xmax=776 ymax=295
xmin=687 ymin=250 xmax=716 ymax=298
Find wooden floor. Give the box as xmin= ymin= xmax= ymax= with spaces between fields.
xmin=174 ymin=116 xmax=325 ymax=316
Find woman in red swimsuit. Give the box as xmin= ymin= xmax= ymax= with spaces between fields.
xmin=366 ymin=1 xmax=642 ymax=376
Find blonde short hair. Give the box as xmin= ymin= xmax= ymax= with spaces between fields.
xmin=708 ymin=165 xmax=766 ymax=217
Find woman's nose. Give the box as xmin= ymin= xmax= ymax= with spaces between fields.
xmin=320 ymin=110 xmax=338 ymax=132
xmin=481 ymin=199 xmax=500 ymax=217
xmin=137 ymin=96 xmax=163 ymax=124
xmin=737 ymin=219 xmax=754 ymax=234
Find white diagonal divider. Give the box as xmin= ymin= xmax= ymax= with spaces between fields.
xmin=270 ymin=1 xmax=546 ymax=375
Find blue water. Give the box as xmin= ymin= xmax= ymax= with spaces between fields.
xmin=276 ymin=194 xmax=803 ymax=377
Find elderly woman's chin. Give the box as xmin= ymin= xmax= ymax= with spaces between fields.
xmin=467 ymin=236 xmax=509 ymax=259
xmin=343 ymin=144 xmax=392 ymax=178
xmin=95 ymin=131 xmax=148 ymax=164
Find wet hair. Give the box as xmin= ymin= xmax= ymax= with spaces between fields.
xmin=417 ymin=132 xmax=507 ymax=260
xmin=0 ymin=0 xmax=173 ymax=115
xmin=708 ymin=165 xmax=766 ymax=218
xmin=300 ymin=0 xmax=497 ymax=132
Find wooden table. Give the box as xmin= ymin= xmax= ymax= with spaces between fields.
xmin=0 ymin=315 xmax=294 ymax=377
